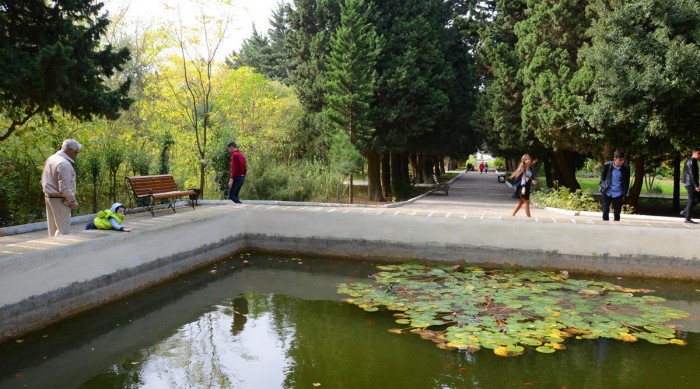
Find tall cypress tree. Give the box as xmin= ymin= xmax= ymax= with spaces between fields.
xmin=267 ymin=2 xmax=293 ymax=83
xmin=287 ymin=0 xmax=341 ymax=158
xmin=373 ymin=0 xmax=453 ymax=196
xmin=324 ymin=0 xmax=382 ymax=201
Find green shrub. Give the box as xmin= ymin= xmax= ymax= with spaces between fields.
xmin=532 ymin=187 xmax=600 ymax=211
xmin=533 ymin=187 xmax=635 ymax=214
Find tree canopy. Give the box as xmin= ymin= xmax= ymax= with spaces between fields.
xmin=0 ymin=0 xmax=132 ymax=142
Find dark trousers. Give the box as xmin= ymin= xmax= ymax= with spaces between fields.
xmin=229 ymin=175 xmax=245 ymax=203
xmin=602 ymin=194 xmax=623 ymax=221
xmin=683 ymin=185 xmax=698 ymax=220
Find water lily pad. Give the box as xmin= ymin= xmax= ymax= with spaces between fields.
xmin=337 ymin=263 xmax=690 ymax=356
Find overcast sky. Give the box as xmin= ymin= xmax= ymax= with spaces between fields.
xmin=102 ymin=0 xmax=284 ymax=55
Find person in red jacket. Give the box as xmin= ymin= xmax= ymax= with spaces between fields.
xmin=227 ymin=141 xmax=247 ymax=203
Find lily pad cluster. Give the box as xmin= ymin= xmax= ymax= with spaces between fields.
xmin=337 ymin=264 xmax=690 ymax=357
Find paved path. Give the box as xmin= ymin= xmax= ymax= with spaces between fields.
xmin=0 ymin=170 xmax=694 ymax=259
xmin=407 ymin=170 xmax=690 ymax=228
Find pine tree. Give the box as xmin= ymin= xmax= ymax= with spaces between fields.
xmin=227 ymin=26 xmax=274 ymax=75
xmin=476 ymin=0 xmax=532 ymax=160
xmin=0 ymin=0 xmax=132 ymax=142
xmin=515 ymin=0 xmax=591 ymax=189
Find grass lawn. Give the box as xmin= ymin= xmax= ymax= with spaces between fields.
xmin=577 ymin=177 xmax=676 ymax=196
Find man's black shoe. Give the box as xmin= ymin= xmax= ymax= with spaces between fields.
xmin=684 ymin=220 xmax=697 ymax=224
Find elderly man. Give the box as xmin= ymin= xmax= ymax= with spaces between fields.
xmin=41 ymin=139 xmax=81 ymax=236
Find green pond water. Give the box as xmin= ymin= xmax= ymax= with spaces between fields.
xmin=1 ymin=254 xmax=699 ymax=389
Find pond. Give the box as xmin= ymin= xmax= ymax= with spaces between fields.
xmin=0 ymin=254 xmax=699 ymax=388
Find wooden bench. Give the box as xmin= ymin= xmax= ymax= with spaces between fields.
xmin=431 ymin=174 xmax=450 ymax=196
xmin=125 ymin=174 xmax=197 ymax=216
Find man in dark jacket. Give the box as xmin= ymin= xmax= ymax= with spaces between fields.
xmin=599 ymin=150 xmax=630 ymax=221
xmin=681 ymin=148 xmax=700 ymax=223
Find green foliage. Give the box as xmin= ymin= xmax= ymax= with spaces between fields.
xmin=324 ymin=0 xmax=381 ymax=152
xmin=0 ymin=141 xmax=45 ymax=226
xmin=158 ymin=131 xmax=174 ymax=175
xmin=491 ymin=157 xmax=506 ymax=170
xmin=85 ymin=152 xmax=104 ymax=213
xmin=531 ymin=187 xmax=601 ymax=212
xmin=129 ymin=151 xmax=151 ymax=176
xmin=328 ymin=130 xmax=362 ymax=177
xmin=241 ymin=149 xmax=356 ymax=203
xmin=0 ymin=0 xmax=132 ymax=142
xmin=475 ymin=0 xmax=531 ymax=159
xmin=373 ymin=0 xmax=452 ymax=149
xmin=226 ymin=3 xmax=293 ymax=84
xmin=576 ymin=0 xmax=700 ymax=150
xmin=339 ymin=263 xmax=689 ymax=356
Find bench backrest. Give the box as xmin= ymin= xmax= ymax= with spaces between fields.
xmin=126 ymin=174 xmax=180 ymax=196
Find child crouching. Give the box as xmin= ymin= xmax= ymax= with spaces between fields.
xmin=86 ymin=202 xmax=132 ymax=232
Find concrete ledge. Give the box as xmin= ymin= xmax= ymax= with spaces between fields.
xmin=1 ymin=202 xmax=699 ymax=342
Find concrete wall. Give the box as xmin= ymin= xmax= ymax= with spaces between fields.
xmin=1 ymin=204 xmax=698 ymax=342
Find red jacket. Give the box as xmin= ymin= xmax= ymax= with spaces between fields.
xmin=230 ymin=149 xmax=247 ymax=178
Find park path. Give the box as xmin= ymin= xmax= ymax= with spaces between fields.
xmin=405 ymin=170 xmax=689 ymax=227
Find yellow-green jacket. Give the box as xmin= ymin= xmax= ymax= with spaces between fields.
xmin=93 ymin=209 xmax=125 ymax=230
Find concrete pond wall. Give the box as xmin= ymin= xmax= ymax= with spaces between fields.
xmin=1 ymin=203 xmax=699 ymax=342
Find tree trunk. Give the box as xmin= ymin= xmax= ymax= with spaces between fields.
xmin=552 ymin=149 xmax=580 ymax=190
xmin=409 ymin=153 xmax=421 ymax=184
xmin=672 ymin=153 xmax=681 ymax=211
xmin=627 ymin=154 xmax=645 ymax=208
xmin=543 ymin=157 xmax=555 ymax=189
xmin=391 ymin=151 xmax=411 ymax=199
xmin=199 ymin=163 xmax=206 ymax=199
xmin=421 ymin=154 xmax=432 ymax=183
xmin=349 ymin=173 xmax=354 ymax=204
xmin=447 ymin=157 xmax=458 ymax=171
xmin=381 ymin=152 xmax=391 ymax=198
xmin=367 ymin=150 xmax=384 ymax=201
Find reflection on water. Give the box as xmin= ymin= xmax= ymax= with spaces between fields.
xmin=137 ymin=300 xmax=291 ymax=388
xmin=0 ymin=255 xmax=699 ymax=388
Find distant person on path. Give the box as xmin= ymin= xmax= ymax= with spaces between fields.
xmin=41 ymin=139 xmax=81 ymax=236
xmin=227 ymin=141 xmax=247 ymax=203
xmin=85 ymin=202 xmax=131 ymax=231
xmin=479 ymin=162 xmax=484 ymax=174
xmin=681 ymin=147 xmax=700 ymax=224
xmin=599 ymin=150 xmax=630 ymax=221
xmin=484 ymin=162 xmax=489 ymax=173
xmin=510 ymin=154 xmax=538 ymax=217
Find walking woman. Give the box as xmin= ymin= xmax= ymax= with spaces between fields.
xmin=510 ymin=154 xmax=538 ymax=217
